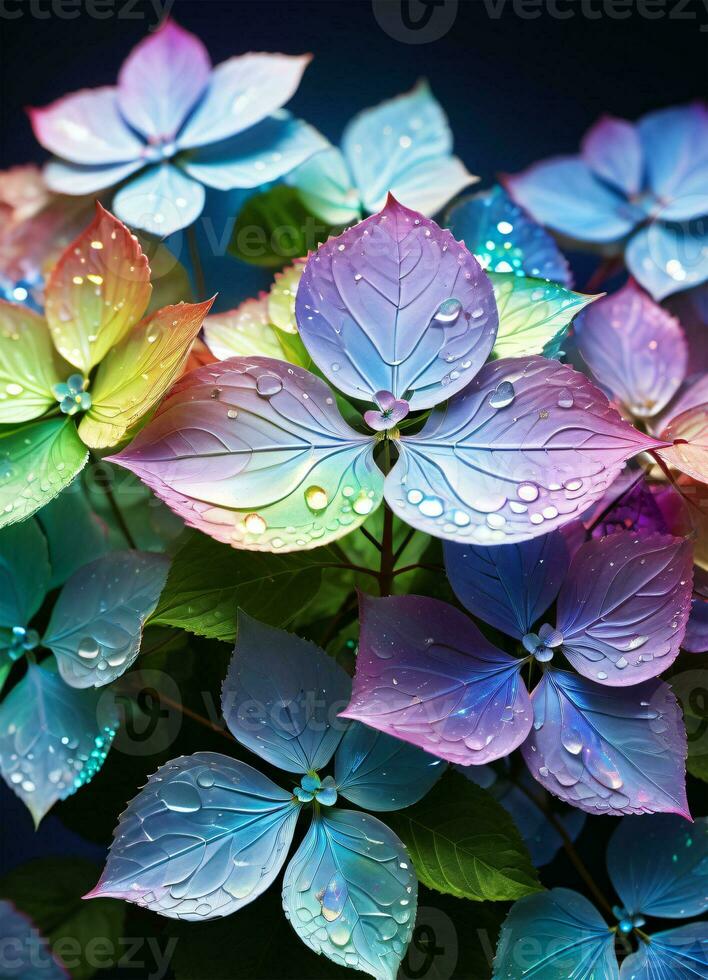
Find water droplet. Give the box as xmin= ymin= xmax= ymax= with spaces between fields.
xmin=197 ymin=771 xmax=215 ymax=789
xmin=256 ymin=375 xmax=283 ymax=397
xmin=5 ymin=383 xmax=23 ymax=396
xmin=434 ymin=298 xmax=462 ymax=324
xmin=489 ymin=381 xmax=515 ymax=409
xmin=419 ymin=496 xmax=444 ymax=518
xmin=77 ymin=636 xmax=99 ymax=660
xmin=557 ymin=389 xmax=574 ymax=409
xmin=158 ymin=781 xmax=202 ymax=813
xmin=407 ymin=489 xmax=423 ymax=505
xmin=227 ymin=409 xmax=238 ymax=419
xmin=305 ymin=486 xmax=328 ymax=512
xmin=244 ymin=513 xmax=266 ymax=535
xmin=353 ymin=493 xmax=374 ymax=516
xmin=517 ymin=482 xmax=539 ymax=502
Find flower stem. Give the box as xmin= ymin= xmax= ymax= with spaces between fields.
xmin=90 ymin=452 xmax=138 ymax=549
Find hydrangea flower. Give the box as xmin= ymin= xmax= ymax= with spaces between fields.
xmin=109 ymin=196 xmax=659 ymax=553
xmin=87 ymin=615 xmax=444 ymax=980
xmin=505 ymin=103 xmax=708 ymax=300
xmin=0 ymin=901 xmax=68 ymax=979
xmin=0 ymin=515 xmax=168 ymax=824
xmin=0 ymin=204 xmax=212 ymax=529
xmin=29 ymin=20 xmax=327 ymax=236
xmin=287 ymin=81 xmax=474 ymax=224
xmin=341 ymin=527 xmax=693 ymax=816
xmin=493 ymin=814 xmax=708 ymax=978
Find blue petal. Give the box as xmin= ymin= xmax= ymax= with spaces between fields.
xmin=334 ymin=721 xmax=446 ymax=812
xmin=282 ymin=808 xmax=417 ymax=980
xmin=493 ymin=888 xmax=618 ymax=979
xmin=626 ymin=221 xmax=708 ymax=301
xmin=638 ymin=103 xmax=708 ymax=221
xmin=0 ymin=900 xmax=68 ymax=979
xmin=446 ymin=185 xmax=572 ymax=285
xmin=36 ymin=485 xmax=110 ymax=589
xmin=44 ymin=158 xmax=145 ymax=196
xmin=619 ymin=924 xmax=708 ymax=980
xmin=444 ymin=532 xmax=568 ymax=639
xmin=113 ymin=164 xmax=205 ymax=237
xmin=89 ymin=751 xmax=300 ymax=918
xmin=607 ymin=814 xmax=708 ymax=919
xmin=0 ymin=661 xmax=118 ymax=826
xmin=286 ymin=147 xmax=361 ymax=225
xmin=0 ymin=519 xmax=50 ymax=629
xmin=222 ymin=613 xmax=351 ymax=774
xmin=182 ymin=113 xmax=328 ymax=191
xmin=43 ymin=550 xmax=170 ymax=689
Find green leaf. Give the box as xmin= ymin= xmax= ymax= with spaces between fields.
xmin=386 ymin=772 xmax=542 ymax=902
xmin=0 ymin=304 xmax=66 ymax=423
xmin=0 ymin=858 xmax=126 ymax=980
xmin=489 ymin=273 xmax=598 ymax=359
xmin=688 ymin=752 xmax=708 ymax=783
xmin=229 ymin=185 xmax=336 ymax=268
xmin=0 ymin=418 xmax=88 ymax=529
xmin=151 ymin=532 xmax=327 ymax=641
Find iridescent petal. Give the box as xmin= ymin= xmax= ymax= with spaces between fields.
xmin=684 ymin=598 xmax=708 ymax=653
xmin=626 ymin=221 xmax=708 ymax=301
xmin=444 ymin=532 xmax=568 ymax=639
xmin=505 ymin=156 xmax=642 ymax=243
xmin=607 ymin=814 xmax=708 ymax=918
xmin=522 ymin=668 xmax=689 ymax=817
xmin=36 ymin=486 xmax=109 ymax=589
xmin=182 ymin=114 xmax=327 ymax=190
xmin=268 ymin=259 xmax=306 ymax=334
xmin=446 ymin=184 xmax=572 ymax=285
xmin=576 ymin=281 xmax=688 ymax=417
xmin=341 ymin=81 xmax=474 ymax=216
xmin=387 ymin=356 xmax=662 ymax=545
xmin=639 ymin=102 xmax=708 ymax=220
xmin=78 ymin=299 xmax=214 ymax=449
xmin=341 ymin=594 xmax=532 ymax=766
xmin=203 ymin=295 xmax=283 ymax=361
xmin=0 ymin=661 xmax=118 ymax=826
xmin=619 ymin=925 xmax=708 ymax=980
xmin=586 ymin=474 xmax=670 ymax=539
xmin=334 ymin=721 xmax=445 ymax=811
xmin=43 ymin=550 xmax=169 ymax=689
xmin=287 ymin=147 xmax=361 ymax=225
xmin=43 ymin=158 xmax=145 ymax=196
xmin=117 ymin=20 xmax=211 ymax=142
xmin=296 ymin=196 xmax=497 ymax=408
xmin=44 ymin=203 xmax=152 ymax=373
xmin=86 ymin=751 xmax=299 ymax=918
xmin=222 ymin=613 xmax=351 ymax=773
xmin=581 ymin=115 xmax=643 ymax=197
xmin=493 ymin=888 xmax=618 ymax=980
xmin=177 ymin=54 xmax=312 ymax=149
xmin=29 ymin=87 xmax=143 ymax=165
xmin=282 ymin=809 xmax=416 ymax=980
xmin=0 ymin=302 xmax=66 ymax=423
xmin=0 ymin=519 xmax=50 ymax=628
xmin=0 ymin=901 xmax=68 ymax=979
xmin=556 ymin=533 xmax=693 ymax=686
xmin=113 ymin=164 xmax=206 ymax=237
xmin=108 ymin=357 xmax=383 ymax=553
xmin=657 ymin=404 xmax=708 ymax=483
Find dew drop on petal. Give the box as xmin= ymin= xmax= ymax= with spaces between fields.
xmin=489 ymin=381 xmax=515 ymax=409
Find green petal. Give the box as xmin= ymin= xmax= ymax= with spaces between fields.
xmin=0 ymin=304 xmax=66 ymax=423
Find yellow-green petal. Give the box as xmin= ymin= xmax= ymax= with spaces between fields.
xmin=0 ymin=303 xmax=67 ymax=423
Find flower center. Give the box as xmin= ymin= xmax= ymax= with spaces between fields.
xmin=294 ymin=772 xmax=337 ymax=806
xmin=9 ymin=626 xmax=40 ymax=660
xmin=53 ymin=374 xmax=91 ymax=416
xmin=522 ymin=624 xmax=564 ymax=663
xmin=613 ymin=905 xmax=646 ymax=935
xmin=364 ymin=390 xmax=410 ymax=433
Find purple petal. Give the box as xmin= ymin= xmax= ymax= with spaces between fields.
xmin=117 ymin=20 xmax=211 ymax=142
xmin=639 ymin=102 xmax=708 ymax=221
xmin=522 ymin=668 xmax=689 ymax=817
xmin=29 ymin=87 xmax=143 ymax=165
xmin=576 ymin=281 xmax=687 ymax=417
xmin=505 ymin=156 xmax=642 ymax=243
xmin=177 ymin=53 xmax=311 ymax=149
xmin=581 ymin=115 xmax=643 ymax=197
xmin=386 ymin=356 xmax=663 ymax=545
xmin=619 ymin=924 xmax=708 ymax=980
xmin=444 ymin=533 xmax=568 ymax=639
xmin=586 ymin=474 xmax=671 ymax=539
xmin=108 ymin=357 xmax=383 ymax=553
xmin=626 ymin=221 xmax=708 ymax=301
xmin=295 ymin=195 xmax=498 ymax=409
xmin=556 ymin=532 xmax=693 ymax=686
xmin=341 ymin=594 xmax=532 ymax=766
xmin=684 ymin=597 xmax=708 ymax=653
xmin=0 ymin=902 xmax=68 ymax=979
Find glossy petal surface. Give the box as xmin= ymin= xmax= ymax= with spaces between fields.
xmin=626 ymin=221 xmax=708 ymax=301
xmin=0 ymin=519 xmax=50 ymax=628
xmin=342 ymin=594 xmax=532 ymax=766
xmin=296 ymin=196 xmax=497 ymax=408
xmin=658 ymin=404 xmax=708 ymax=483
xmin=490 ymin=273 xmax=595 ymax=359
xmin=0 ymin=303 xmax=65 ymax=423
xmin=88 ymin=752 xmax=299 ymax=919
xmin=493 ymin=888 xmax=618 ymax=980
xmin=334 ymin=721 xmax=445 ymax=812
xmin=619 ymin=925 xmax=708 ymax=980
xmin=117 ymin=20 xmax=210 ymax=141
xmin=113 ymin=164 xmax=206 ymax=237
xmin=44 ymin=550 xmax=169 ymax=689
xmin=581 ymin=116 xmax=643 ymax=197
xmin=576 ymin=282 xmax=688 ymax=417
xmin=606 ymin=814 xmax=708 ymax=918
xmin=446 ymin=185 xmax=572 ymax=285
xmin=288 ymin=147 xmax=361 ymax=226
xmin=639 ymin=103 xmax=708 ymax=220
xmin=109 ymin=358 xmax=383 ymax=553
xmin=44 ymin=204 xmax=151 ymax=373
xmin=282 ymin=809 xmax=416 ymax=980
xmin=444 ymin=532 xmax=569 ymax=639
xmin=0 ymin=901 xmax=68 ymax=979
xmin=29 ymin=87 xmax=143 ymax=165
xmin=0 ymin=662 xmax=118 ymax=826
xmin=268 ymin=260 xmax=306 ymax=335
xmin=388 ymin=356 xmax=661 ymax=545
xmin=557 ymin=533 xmax=693 ymax=686
xmin=79 ymin=299 xmax=213 ymax=449
xmin=43 ymin=157 xmax=145 ymax=196
xmin=177 ymin=54 xmax=311 ymax=149
xmin=223 ymin=613 xmax=351 ymax=773
xmin=203 ymin=296 xmax=283 ymax=361
xmin=522 ymin=669 xmax=689 ymax=817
